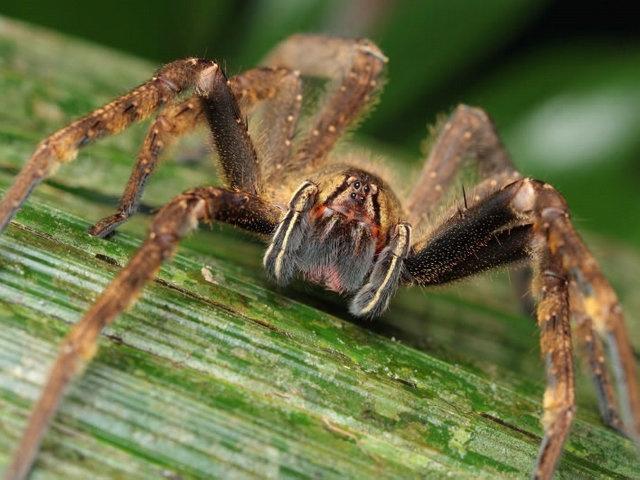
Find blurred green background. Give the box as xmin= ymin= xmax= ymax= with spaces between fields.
xmin=2 ymin=0 xmax=639 ymax=245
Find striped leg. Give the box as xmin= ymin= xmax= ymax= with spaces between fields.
xmin=350 ymin=223 xmax=411 ymax=317
xmin=263 ymin=181 xmax=318 ymax=284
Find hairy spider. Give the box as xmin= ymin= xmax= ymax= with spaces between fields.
xmin=1 ymin=34 xmax=639 ymax=480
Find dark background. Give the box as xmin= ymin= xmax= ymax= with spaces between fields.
xmin=2 ymin=0 xmax=640 ymax=245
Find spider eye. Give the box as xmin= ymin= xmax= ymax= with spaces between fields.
xmin=364 ymin=185 xmax=370 ymax=193
xmin=354 ymin=181 xmax=361 ymax=189
xmin=350 ymin=192 xmax=357 ymax=199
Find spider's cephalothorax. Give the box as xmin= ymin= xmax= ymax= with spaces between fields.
xmin=1 ymin=34 xmax=639 ymax=480
xmin=263 ymin=165 xmax=411 ymax=317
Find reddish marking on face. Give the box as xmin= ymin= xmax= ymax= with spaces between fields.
xmin=329 ymin=202 xmax=365 ymax=223
xmin=311 ymin=204 xmax=327 ymax=221
xmin=373 ymin=226 xmax=386 ymax=253
xmin=310 ymin=202 xmax=386 ymax=253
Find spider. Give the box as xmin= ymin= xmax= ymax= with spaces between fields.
xmin=1 ymin=34 xmax=639 ymax=480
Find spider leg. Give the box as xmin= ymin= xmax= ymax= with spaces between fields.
xmin=406 ymin=104 xmax=520 ymax=228
xmin=0 ymin=58 xmax=225 ymax=233
xmin=533 ymin=244 xmax=574 ymax=480
xmin=88 ymin=97 xmax=204 ymax=237
xmin=404 ymin=177 xmax=639 ymax=477
xmin=232 ymin=68 xmax=302 ymax=182
xmin=518 ymin=180 xmax=637 ymax=478
xmin=414 ymin=179 xmax=637 ymax=477
xmin=403 ymin=187 xmax=532 ymax=286
xmin=198 ymin=64 xmax=261 ymax=195
xmin=516 ymin=178 xmax=640 ymax=444
xmin=436 ymin=181 xmax=577 ymax=480
xmin=351 ymin=177 xmax=534 ymax=318
xmin=263 ymin=35 xmax=388 ymax=173
xmin=571 ymin=291 xmax=624 ymax=434
xmin=563 ymin=233 xmax=640 ymax=442
xmin=406 ymin=105 xmax=547 ymax=333
xmin=3 ymin=187 xmax=280 ymax=480
xmin=363 ymin=179 xmax=574 ymax=478
xmin=89 ymin=67 xmax=302 ymax=238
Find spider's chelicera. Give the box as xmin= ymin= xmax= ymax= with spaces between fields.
xmin=1 ymin=35 xmax=638 ymax=480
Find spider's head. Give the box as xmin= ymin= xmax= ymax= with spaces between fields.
xmin=322 ymin=173 xmax=380 ymax=226
xmin=312 ymin=166 xmax=401 ymax=226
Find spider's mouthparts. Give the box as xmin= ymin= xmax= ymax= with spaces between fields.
xmin=312 ymin=204 xmax=379 ymax=236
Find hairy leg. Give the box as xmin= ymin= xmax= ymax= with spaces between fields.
xmin=89 ymin=67 xmax=302 ymax=238
xmin=231 ymin=67 xmax=302 ymax=182
xmin=561 ymin=223 xmax=640 ymax=442
xmin=404 ymin=105 xmax=542 ymax=354
xmin=571 ymin=289 xmax=624 ymax=433
xmin=263 ymin=180 xmax=318 ymax=284
xmin=403 ymin=178 xmax=638 ymax=478
xmin=404 ymin=197 xmax=532 ymax=286
xmin=404 ymin=104 xmax=638 ymax=449
xmin=88 ymin=97 xmax=204 ymax=237
xmin=512 ymin=180 xmax=639 ymax=445
xmin=350 ymin=223 xmax=412 ymax=318
xmin=263 ymin=35 xmax=388 ymax=174
xmin=407 ymin=180 xmax=576 ymax=479
xmin=0 ymin=58 xmax=224 ymax=233
xmin=532 ymin=245 xmax=575 ymax=480
xmin=406 ymin=104 xmax=520 ymax=228
xmin=3 ymin=187 xmax=280 ymax=480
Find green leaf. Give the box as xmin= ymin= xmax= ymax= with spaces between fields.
xmin=0 ymin=17 xmax=639 ymax=479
